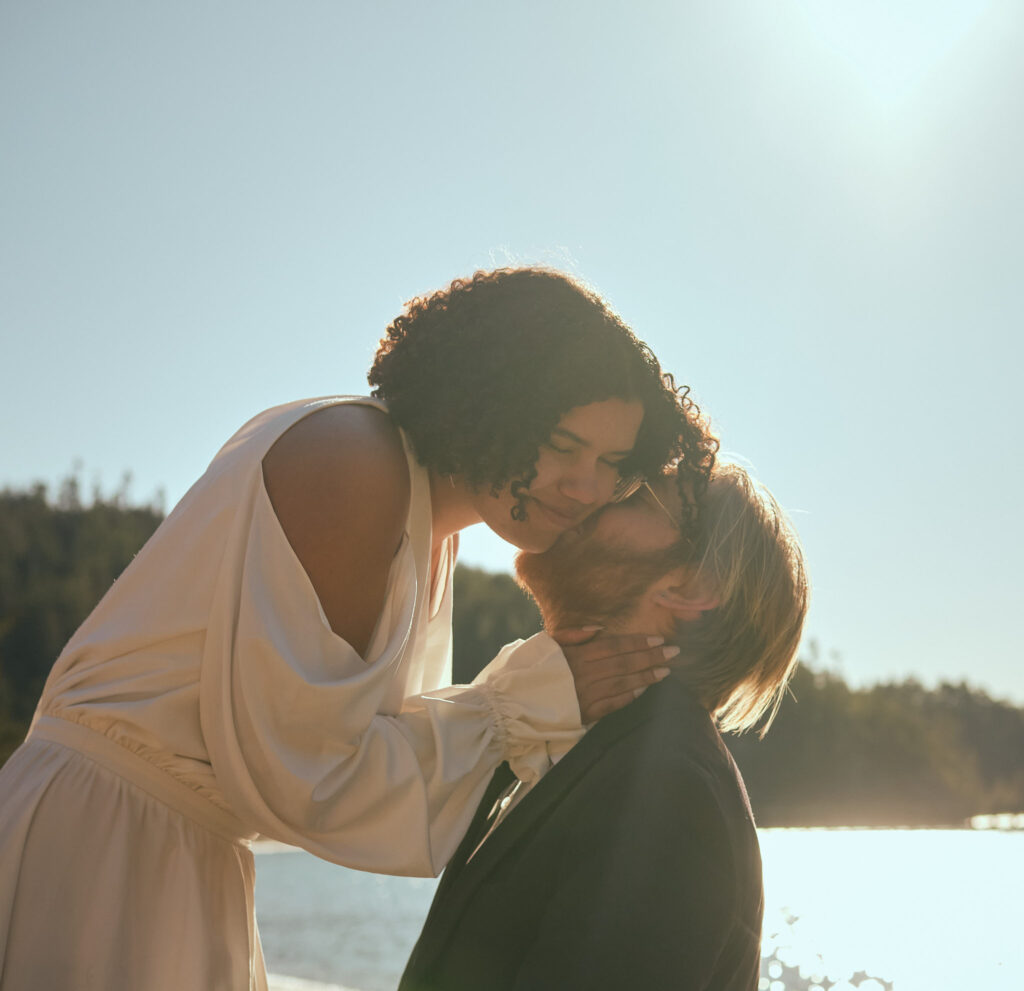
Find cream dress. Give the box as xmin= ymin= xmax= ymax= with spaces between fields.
xmin=0 ymin=397 xmax=582 ymax=991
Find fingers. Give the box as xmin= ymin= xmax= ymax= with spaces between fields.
xmin=549 ymin=625 xmax=604 ymax=648
xmin=578 ymin=666 xmax=673 ymax=723
xmin=562 ymin=633 xmax=668 ymax=666
xmin=567 ymin=642 xmax=680 ymax=686
xmin=561 ymin=633 xmax=683 ymax=723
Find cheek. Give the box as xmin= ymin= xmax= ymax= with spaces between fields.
xmin=593 ymin=513 xmax=677 ymax=553
xmin=594 ymin=466 xmax=622 ymax=503
xmin=526 ymin=449 xmax=561 ymax=491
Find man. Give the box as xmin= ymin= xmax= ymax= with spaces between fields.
xmin=400 ymin=462 xmax=808 ymax=991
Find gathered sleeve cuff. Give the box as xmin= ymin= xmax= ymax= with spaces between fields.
xmin=389 ymin=634 xmax=583 ymax=871
xmin=468 ymin=632 xmax=584 ymax=786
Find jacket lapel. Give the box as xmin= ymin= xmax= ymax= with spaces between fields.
xmin=417 ymin=689 xmax=658 ymax=959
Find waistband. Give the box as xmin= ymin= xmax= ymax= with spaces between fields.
xmin=30 ymin=715 xmax=255 ymax=846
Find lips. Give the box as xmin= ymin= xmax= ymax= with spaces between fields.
xmin=531 ymin=499 xmax=583 ymax=529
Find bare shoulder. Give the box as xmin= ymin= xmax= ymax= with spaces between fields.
xmin=262 ymin=403 xmax=412 ymax=655
xmin=264 ymin=404 xmax=409 ymax=509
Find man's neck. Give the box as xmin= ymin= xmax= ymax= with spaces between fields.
xmin=542 ymin=601 xmax=673 ymax=641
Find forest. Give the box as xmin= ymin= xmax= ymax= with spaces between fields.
xmin=2 ymin=481 xmax=1022 ymax=827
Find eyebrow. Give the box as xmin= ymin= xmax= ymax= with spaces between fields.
xmin=550 ymin=427 xmax=634 ymax=457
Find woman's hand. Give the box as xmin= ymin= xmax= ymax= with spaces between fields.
xmin=552 ymin=628 xmax=680 ymax=724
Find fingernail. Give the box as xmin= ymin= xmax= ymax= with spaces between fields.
xmin=662 ymin=645 xmax=680 ymax=660
xmin=581 ymin=624 xmax=605 ymax=632
xmin=654 ymin=667 xmax=671 ymax=680
xmin=647 ymin=635 xmax=665 ymax=647
xmin=633 ymin=686 xmax=647 ymax=698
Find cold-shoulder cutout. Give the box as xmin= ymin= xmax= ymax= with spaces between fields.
xmin=262 ymin=403 xmax=412 ymax=656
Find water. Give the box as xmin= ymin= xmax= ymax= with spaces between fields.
xmin=756 ymin=829 xmax=1021 ymax=990
xmin=254 ymin=830 xmax=1023 ymax=991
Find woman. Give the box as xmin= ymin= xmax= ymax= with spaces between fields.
xmin=0 ymin=268 xmax=715 ymax=989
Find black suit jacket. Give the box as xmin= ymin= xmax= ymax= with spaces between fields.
xmin=400 ymin=677 xmax=764 ymax=990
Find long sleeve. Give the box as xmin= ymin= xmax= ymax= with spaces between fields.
xmin=199 ymin=480 xmax=584 ymax=876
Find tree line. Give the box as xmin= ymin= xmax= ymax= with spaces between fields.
xmin=2 ymin=482 xmax=1022 ymax=827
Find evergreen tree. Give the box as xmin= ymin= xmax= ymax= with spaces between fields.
xmin=0 ymin=480 xmax=163 ymax=757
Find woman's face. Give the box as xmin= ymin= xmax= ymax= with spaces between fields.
xmin=473 ymin=397 xmax=645 ymax=552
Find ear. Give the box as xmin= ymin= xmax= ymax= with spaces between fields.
xmin=652 ymin=586 xmax=720 ymax=622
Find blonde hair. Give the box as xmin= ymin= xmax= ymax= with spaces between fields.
xmin=672 ymin=462 xmax=809 ymax=737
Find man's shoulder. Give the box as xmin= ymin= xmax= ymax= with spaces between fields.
xmin=586 ymin=676 xmax=722 ymax=769
xmin=569 ymin=677 xmax=755 ymax=825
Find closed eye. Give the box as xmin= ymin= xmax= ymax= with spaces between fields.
xmin=546 ymin=427 xmax=634 ymax=465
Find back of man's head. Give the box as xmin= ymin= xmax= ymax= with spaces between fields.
xmin=670 ymin=462 xmax=808 ymax=737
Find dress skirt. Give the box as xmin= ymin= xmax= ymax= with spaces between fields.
xmin=0 ymin=717 xmax=266 ymax=991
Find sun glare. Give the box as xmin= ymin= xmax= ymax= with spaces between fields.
xmin=759 ymin=828 xmax=1019 ymax=990
xmin=792 ymin=0 xmax=993 ymax=108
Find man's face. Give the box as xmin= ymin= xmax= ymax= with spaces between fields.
xmin=514 ymin=480 xmax=688 ymax=632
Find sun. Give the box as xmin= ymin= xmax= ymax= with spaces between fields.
xmin=792 ymin=0 xmax=993 ymax=109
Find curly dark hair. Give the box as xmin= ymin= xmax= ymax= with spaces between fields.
xmin=368 ymin=268 xmax=717 ymax=533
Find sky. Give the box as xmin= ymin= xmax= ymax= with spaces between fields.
xmin=2 ymin=1 xmax=1022 ymax=703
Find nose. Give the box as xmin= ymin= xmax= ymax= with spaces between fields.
xmin=558 ymin=461 xmax=607 ymax=507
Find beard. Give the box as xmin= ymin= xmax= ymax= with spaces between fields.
xmin=515 ymin=528 xmax=688 ymax=632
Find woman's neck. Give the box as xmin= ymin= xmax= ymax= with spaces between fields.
xmin=428 ymin=470 xmax=483 ymax=552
